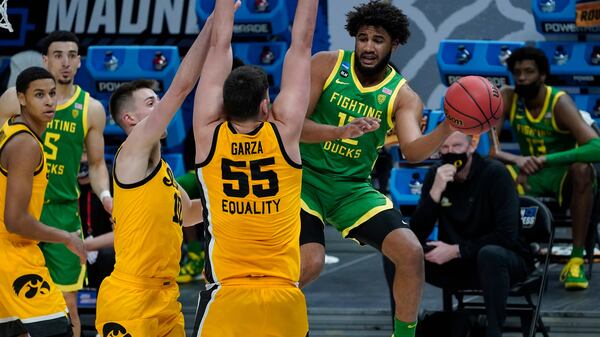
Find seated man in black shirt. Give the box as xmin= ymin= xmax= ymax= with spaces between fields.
xmin=411 ymin=131 xmax=532 ymax=337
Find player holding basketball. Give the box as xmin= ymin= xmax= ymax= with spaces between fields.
xmin=191 ymin=0 xmax=316 ymax=335
xmin=0 ymin=31 xmax=111 ymax=336
xmin=494 ymin=46 xmax=600 ymax=290
xmin=0 ymin=67 xmax=85 ymax=337
xmin=93 ymin=9 xmax=221 ymax=336
xmin=299 ymin=1 xmax=452 ymax=336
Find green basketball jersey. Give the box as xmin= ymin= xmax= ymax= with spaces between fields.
xmin=300 ymin=50 xmax=406 ymax=179
xmin=509 ymin=85 xmax=575 ymax=157
xmin=42 ymin=85 xmax=89 ymax=202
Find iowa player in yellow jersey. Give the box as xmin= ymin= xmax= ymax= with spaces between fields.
xmin=92 ymin=8 xmax=223 ymax=336
xmin=0 ymin=67 xmax=85 ymax=337
xmin=493 ymin=47 xmax=600 ymax=290
xmin=192 ymin=0 xmax=317 ymax=336
xmin=0 ymin=32 xmax=112 ymax=336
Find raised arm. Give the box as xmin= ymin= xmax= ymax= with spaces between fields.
xmin=271 ymin=0 xmax=319 ymax=140
xmin=0 ymin=87 xmax=20 ymax=126
xmin=85 ymin=97 xmax=112 ymax=213
xmin=127 ymin=14 xmax=215 ymax=150
xmin=395 ymin=84 xmax=452 ymax=163
xmin=193 ymin=0 xmax=238 ymax=161
xmin=4 ymin=134 xmax=85 ymax=262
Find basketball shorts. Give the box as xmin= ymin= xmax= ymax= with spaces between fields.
xmin=193 ymin=279 xmax=308 ymax=337
xmin=301 ymin=168 xmax=394 ymax=237
xmin=95 ymin=271 xmax=184 ymax=337
xmin=0 ymin=237 xmax=71 ymax=336
xmin=39 ymin=201 xmax=86 ymax=291
xmin=507 ymin=165 xmax=568 ymax=204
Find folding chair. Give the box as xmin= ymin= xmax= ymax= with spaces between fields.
xmin=442 ymin=195 xmax=554 ymax=337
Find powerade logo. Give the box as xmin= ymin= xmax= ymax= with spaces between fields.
xmin=520 ymin=206 xmax=538 ymax=229
xmin=548 ymin=74 xmax=600 ymax=87
xmin=96 ymin=80 xmax=163 ymax=93
xmin=542 ymin=22 xmax=600 ymax=33
xmin=233 ymin=23 xmax=272 ymax=35
xmin=446 ymin=75 xmax=508 ymax=88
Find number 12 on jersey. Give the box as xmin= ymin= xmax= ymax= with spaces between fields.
xmin=337 ymin=112 xmax=358 ymax=146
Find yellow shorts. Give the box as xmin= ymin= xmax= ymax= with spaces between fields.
xmin=193 ymin=279 xmax=308 ymax=337
xmin=95 ymin=271 xmax=185 ymax=337
xmin=0 ymin=238 xmax=70 ymax=335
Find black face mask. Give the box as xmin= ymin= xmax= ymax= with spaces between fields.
xmin=514 ymin=81 xmax=542 ymax=100
xmin=441 ymin=152 xmax=468 ymax=172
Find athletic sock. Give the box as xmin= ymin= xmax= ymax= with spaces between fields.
xmin=393 ymin=318 xmax=417 ymax=337
xmin=571 ymin=246 xmax=584 ymax=259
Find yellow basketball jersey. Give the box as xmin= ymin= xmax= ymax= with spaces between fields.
xmin=0 ymin=117 xmax=48 ymax=242
xmin=112 ymin=152 xmax=183 ymax=279
xmin=196 ymin=122 xmax=302 ymax=284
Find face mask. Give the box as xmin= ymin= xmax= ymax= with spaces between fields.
xmin=441 ymin=152 xmax=468 ymax=172
xmin=514 ymin=81 xmax=542 ymax=100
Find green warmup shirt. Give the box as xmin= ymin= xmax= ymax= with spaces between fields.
xmin=509 ymin=85 xmax=576 ymax=157
xmin=300 ymin=50 xmax=406 ymax=180
xmin=42 ymin=85 xmax=89 ymax=203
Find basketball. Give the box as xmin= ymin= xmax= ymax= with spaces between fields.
xmin=443 ymin=76 xmax=503 ymax=135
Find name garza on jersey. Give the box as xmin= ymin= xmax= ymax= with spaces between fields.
xmin=222 ymin=139 xmax=281 ymax=215
xmin=231 ymin=141 xmax=263 ymax=155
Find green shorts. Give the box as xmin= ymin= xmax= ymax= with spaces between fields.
xmin=39 ymin=201 xmax=86 ymax=291
xmin=301 ymin=167 xmax=393 ymax=238
xmin=507 ymin=165 xmax=569 ymax=204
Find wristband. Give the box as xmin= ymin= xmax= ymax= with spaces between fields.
xmin=99 ymin=190 xmax=111 ymax=201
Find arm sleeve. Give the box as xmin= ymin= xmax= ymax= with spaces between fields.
xmin=458 ymin=163 xmax=520 ymax=259
xmin=545 ymin=138 xmax=600 ymax=166
xmin=410 ymin=167 xmax=441 ymax=243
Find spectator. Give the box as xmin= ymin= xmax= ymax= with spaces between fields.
xmin=411 ymin=131 xmax=533 ymax=337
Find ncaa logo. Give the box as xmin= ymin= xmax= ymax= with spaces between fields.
xmin=341 ymin=62 xmax=350 ymax=70
xmin=103 ymin=322 xmax=132 ymax=337
xmin=520 ymin=206 xmax=538 ymax=229
xmin=12 ymin=274 xmax=50 ymax=299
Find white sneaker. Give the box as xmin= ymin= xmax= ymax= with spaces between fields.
xmin=324 ymin=254 xmax=340 ymax=264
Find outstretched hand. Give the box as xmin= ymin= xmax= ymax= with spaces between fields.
xmin=101 ymin=195 xmax=113 ymax=214
xmin=65 ymin=231 xmax=87 ymax=264
xmin=338 ymin=117 xmax=380 ymax=139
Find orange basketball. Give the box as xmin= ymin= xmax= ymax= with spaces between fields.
xmin=443 ymin=76 xmax=503 ymax=135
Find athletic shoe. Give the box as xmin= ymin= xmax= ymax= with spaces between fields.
xmin=560 ymin=257 xmax=588 ymax=290
xmin=176 ymin=251 xmax=205 ymax=284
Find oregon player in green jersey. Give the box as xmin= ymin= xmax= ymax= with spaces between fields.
xmin=299 ymin=2 xmax=453 ymax=337
xmin=493 ymin=46 xmax=600 ymax=290
xmin=0 ymin=31 xmax=112 ymax=337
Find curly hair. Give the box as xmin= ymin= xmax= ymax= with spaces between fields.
xmin=345 ymin=0 xmax=410 ymax=45
xmin=506 ymin=46 xmax=550 ymax=76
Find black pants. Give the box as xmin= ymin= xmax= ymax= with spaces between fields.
xmin=383 ymin=245 xmax=530 ymax=337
